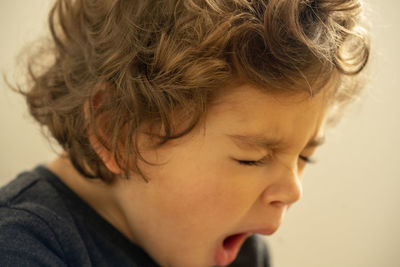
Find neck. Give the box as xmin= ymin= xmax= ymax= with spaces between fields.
xmin=47 ymin=155 xmax=136 ymax=242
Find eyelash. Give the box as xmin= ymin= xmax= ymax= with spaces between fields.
xmin=237 ymin=155 xmax=315 ymax=166
xmin=237 ymin=158 xmax=267 ymax=166
xmin=299 ymin=155 xmax=315 ymax=164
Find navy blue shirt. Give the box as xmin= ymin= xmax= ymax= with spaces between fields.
xmin=0 ymin=166 xmax=270 ymax=266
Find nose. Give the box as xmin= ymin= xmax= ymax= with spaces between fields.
xmin=260 ymin=165 xmax=303 ymax=207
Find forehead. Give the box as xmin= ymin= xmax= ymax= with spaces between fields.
xmin=207 ymin=84 xmax=329 ymax=149
xmin=211 ymin=84 xmax=329 ymax=117
xmin=227 ymin=133 xmax=325 ymax=151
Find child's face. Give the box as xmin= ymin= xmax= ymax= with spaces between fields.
xmin=110 ymin=84 xmax=328 ymax=267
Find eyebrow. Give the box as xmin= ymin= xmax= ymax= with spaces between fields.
xmin=227 ymin=134 xmax=325 ymax=150
xmin=305 ymin=135 xmax=325 ymax=149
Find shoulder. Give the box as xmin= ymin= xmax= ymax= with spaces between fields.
xmin=0 ymin=166 xmax=87 ymax=266
xmin=0 ymin=205 xmax=67 ymax=266
xmin=0 ymin=166 xmax=76 ymax=228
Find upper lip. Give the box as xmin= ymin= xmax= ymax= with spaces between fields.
xmin=241 ymin=224 xmax=280 ymax=236
xmin=222 ymin=224 xmax=280 ymax=243
xmin=223 ymin=227 xmax=278 ymax=240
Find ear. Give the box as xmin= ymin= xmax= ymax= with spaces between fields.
xmin=84 ymin=89 xmax=122 ymax=175
xmin=88 ymin=133 xmax=122 ymax=174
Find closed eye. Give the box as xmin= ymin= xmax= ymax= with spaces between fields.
xmin=235 ymin=155 xmax=270 ymax=166
xmin=299 ymin=155 xmax=316 ymax=164
xmin=236 ymin=155 xmax=316 ymax=167
xmin=237 ymin=159 xmax=265 ymax=166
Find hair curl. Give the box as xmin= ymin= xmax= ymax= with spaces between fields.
xmin=16 ymin=0 xmax=369 ymax=182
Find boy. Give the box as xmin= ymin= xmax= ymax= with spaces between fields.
xmin=0 ymin=0 xmax=369 ymax=266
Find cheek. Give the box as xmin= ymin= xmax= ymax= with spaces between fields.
xmin=155 ymin=170 xmax=229 ymax=222
xmin=147 ymin=159 xmax=257 ymax=231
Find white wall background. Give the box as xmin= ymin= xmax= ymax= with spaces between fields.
xmin=0 ymin=1 xmax=398 ymax=267
xmin=0 ymin=0 xmax=55 ymax=179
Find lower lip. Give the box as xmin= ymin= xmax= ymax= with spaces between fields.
xmin=214 ymin=233 xmax=249 ymax=266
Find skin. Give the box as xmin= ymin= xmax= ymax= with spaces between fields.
xmin=49 ymin=83 xmax=329 ymax=267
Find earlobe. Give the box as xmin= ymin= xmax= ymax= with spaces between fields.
xmin=88 ymin=133 xmax=122 ymax=174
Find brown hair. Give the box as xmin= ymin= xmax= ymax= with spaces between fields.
xmin=15 ymin=0 xmax=369 ymax=182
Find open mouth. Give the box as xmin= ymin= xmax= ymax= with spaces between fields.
xmin=214 ymin=233 xmax=249 ymax=266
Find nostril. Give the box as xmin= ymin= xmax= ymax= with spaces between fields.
xmin=270 ymin=200 xmax=285 ymax=208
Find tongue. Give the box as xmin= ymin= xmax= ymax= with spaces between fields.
xmin=214 ymin=233 xmax=248 ymax=266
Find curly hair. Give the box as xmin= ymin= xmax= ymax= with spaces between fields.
xmin=16 ymin=0 xmax=369 ymax=182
